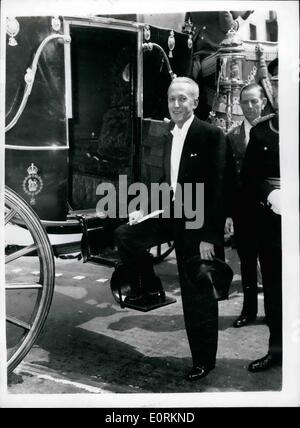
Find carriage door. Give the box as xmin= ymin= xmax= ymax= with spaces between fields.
xmin=5 ymin=17 xmax=70 ymax=221
xmin=64 ymin=19 xmax=138 ymax=213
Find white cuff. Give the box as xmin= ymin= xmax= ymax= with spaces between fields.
xmin=267 ymin=189 xmax=281 ymax=214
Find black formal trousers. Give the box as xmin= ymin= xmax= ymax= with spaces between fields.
xmin=114 ymin=217 xmax=219 ymax=368
xmin=226 ymin=128 xmax=259 ymax=318
xmin=233 ymin=204 xmax=259 ymax=318
xmin=257 ymin=207 xmax=282 ymax=359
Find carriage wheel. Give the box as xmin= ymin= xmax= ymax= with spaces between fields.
xmin=5 ymin=187 xmax=55 ymax=375
xmin=151 ymin=241 xmax=175 ymax=264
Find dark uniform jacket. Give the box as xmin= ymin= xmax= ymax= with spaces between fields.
xmin=185 ymin=11 xmax=253 ymax=56
xmin=241 ymin=115 xmax=281 ymax=247
xmin=186 ymin=11 xmax=236 ymax=54
xmin=225 ymin=121 xmax=248 ymax=217
xmin=226 ymin=122 xmax=248 ymax=183
xmin=224 ymin=120 xmax=260 ymax=250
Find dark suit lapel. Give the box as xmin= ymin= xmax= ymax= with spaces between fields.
xmin=177 ymin=117 xmax=200 ymax=183
xmin=164 ymin=129 xmax=173 ymax=185
xmin=239 ymin=121 xmax=247 ymax=148
xmin=231 ymin=121 xmax=247 ymax=158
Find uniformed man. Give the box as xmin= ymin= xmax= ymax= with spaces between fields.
xmin=183 ymin=11 xmax=253 ymax=119
xmin=184 ymin=11 xmax=253 ymax=79
xmin=241 ymin=58 xmax=281 ymax=371
xmin=225 ymin=83 xmax=269 ymax=328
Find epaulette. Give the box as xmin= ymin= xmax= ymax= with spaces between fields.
xmin=252 ymin=113 xmax=276 ymax=127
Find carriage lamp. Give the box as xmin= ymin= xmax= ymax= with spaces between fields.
xmin=182 ymin=17 xmax=195 ymax=49
xmin=168 ymin=30 xmax=175 ymax=58
xmin=244 ymin=65 xmax=257 ymax=86
xmin=51 ymin=16 xmax=61 ymax=32
xmin=6 ymin=17 xmax=20 ymax=46
xmin=210 ymin=28 xmax=246 ymax=132
xmin=144 ymin=24 xmax=151 ymax=41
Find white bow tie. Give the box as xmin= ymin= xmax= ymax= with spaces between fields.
xmin=171 ymin=126 xmax=182 ymax=136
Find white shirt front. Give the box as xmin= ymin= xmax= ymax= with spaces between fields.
xmin=170 ymin=114 xmax=194 ymax=193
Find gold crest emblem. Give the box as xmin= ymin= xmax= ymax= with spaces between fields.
xmin=22 ymin=163 xmax=43 ymax=205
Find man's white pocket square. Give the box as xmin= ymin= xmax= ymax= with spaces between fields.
xmin=190 ymin=153 xmax=198 ymax=157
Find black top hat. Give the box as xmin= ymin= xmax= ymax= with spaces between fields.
xmin=268 ymin=57 xmax=278 ymax=77
xmin=185 ymin=256 xmax=233 ymax=301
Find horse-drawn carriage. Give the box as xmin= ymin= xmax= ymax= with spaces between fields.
xmin=4 ymin=13 xmax=277 ymax=374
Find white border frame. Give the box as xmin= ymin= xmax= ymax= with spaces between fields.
xmin=0 ymin=0 xmax=299 ymax=408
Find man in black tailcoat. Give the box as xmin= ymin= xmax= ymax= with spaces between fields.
xmin=114 ymin=77 xmax=227 ymax=381
xmin=241 ymin=58 xmax=282 ymax=371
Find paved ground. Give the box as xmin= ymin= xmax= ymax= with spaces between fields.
xmin=5 ymin=247 xmax=282 ymax=400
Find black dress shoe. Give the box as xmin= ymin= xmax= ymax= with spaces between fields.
xmin=147 ymin=290 xmax=166 ymax=300
xmin=124 ymin=292 xmax=143 ymax=302
xmin=248 ymin=353 xmax=282 ymax=372
xmin=125 ymin=290 xmax=166 ymax=303
xmin=186 ymin=364 xmax=215 ymax=381
xmin=233 ymin=314 xmax=256 ymax=328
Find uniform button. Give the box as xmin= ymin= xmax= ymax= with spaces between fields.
xmin=264 ymin=146 xmax=268 ymax=150
xmin=201 ymin=36 xmax=204 ymax=40
xmin=202 ymin=26 xmax=206 ymax=30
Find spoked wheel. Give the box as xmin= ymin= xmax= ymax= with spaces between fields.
xmin=151 ymin=241 xmax=175 ymax=264
xmin=5 ymin=187 xmax=55 ymax=374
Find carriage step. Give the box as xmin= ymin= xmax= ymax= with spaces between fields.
xmin=67 ymin=208 xmax=106 ymax=220
xmin=67 ymin=209 xmax=108 ymax=230
xmin=122 ymin=295 xmax=176 ymax=312
xmin=85 ymin=253 xmax=120 ymax=268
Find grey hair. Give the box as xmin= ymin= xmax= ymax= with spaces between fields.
xmin=168 ymin=77 xmax=199 ymax=99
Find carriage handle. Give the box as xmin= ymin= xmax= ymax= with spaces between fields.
xmin=142 ymin=42 xmax=177 ymax=80
xmin=5 ymin=34 xmax=71 ymax=133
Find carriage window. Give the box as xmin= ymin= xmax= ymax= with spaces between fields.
xmin=142 ymin=50 xmax=170 ymax=120
xmin=266 ymin=13 xmax=278 ymax=42
xmin=249 ymin=24 xmax=257 ymax=41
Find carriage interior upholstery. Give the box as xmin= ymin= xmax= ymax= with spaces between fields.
xmin=68 ymin=26 xmax=136 ymax=211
